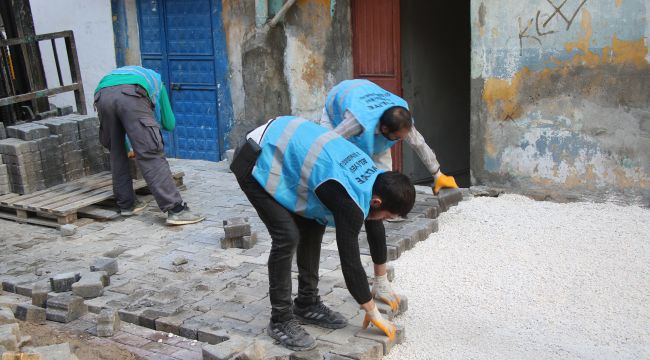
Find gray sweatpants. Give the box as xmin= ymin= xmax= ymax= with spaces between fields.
xmin=94 ymin=84 xmax=182 ymax=212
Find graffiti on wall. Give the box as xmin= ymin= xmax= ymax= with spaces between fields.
xmin=518 ymin=0 xmax=588 ymax=55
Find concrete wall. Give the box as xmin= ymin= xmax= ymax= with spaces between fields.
xmin=30 ymin=0 xmax=116 ymax=115
xmin=471 ymin=0 xmax=650 ymax=205
xmin=222 ymin=0 xmax=352 ymax=147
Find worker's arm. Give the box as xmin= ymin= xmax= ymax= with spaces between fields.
xmin=404 ymin=126 xmax=458 ymax=194
xmin=316 ymin=181 xmax=396 ymax=340
xmin=329 ymin=111 xmax=364 ymax=139
xmin=158 ymin=86 xmax=176 ymax=131
xmin=365 ymin=220 xmax=400 ymax=311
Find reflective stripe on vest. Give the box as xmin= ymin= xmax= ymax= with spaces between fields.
xmin=325 ymin=79 xmax=408 ymax=155
xmin=252 ymin=116 xmax=382 ymax=225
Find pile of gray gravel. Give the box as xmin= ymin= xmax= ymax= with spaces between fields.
xmin=387 ymin=194 xmax=649 ymax=359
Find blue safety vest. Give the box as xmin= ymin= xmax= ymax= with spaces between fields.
xmin=252 ymin=116 xmax=383 ymax=226
xmin=325 ymin=79 xmax=409 ymax=155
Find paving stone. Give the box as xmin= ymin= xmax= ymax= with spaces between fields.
xmin=96 ymin=308 xmax=120 ymax=337
xmin=14 ymin=304 xmax=46 ymax=324
xmin=90 ymin=257 xmax=119 ymax=276
xmin=197 ymin=326 xmax=229 ymax=345
xmin=141 ymin=308 xmax=174 ymax=329
xmin=72 ymin=271 xmax=107 ymax=299
xmin=224 ymin=222 xmax=251 ymax=239
xmin=355 ymin=324 xmax=405 ymax=355
xmin=155 ymin=310 xmax=202 ymax=335
xmin=0 ymin=323 xmax=20 ymax=351
xmin=60 ymin=224 xmax=77 ymax=236
xmin=436 ymin=187 xmax=463 ymax=211
xmin=46 ymin=294 xmax=87 ymax=323
xmin=49 ymin=272 xmax=80 ymax=293
xmin=24 ymin=342 xmax=72 ymax=360
xmin=0 ymin=306 xmax=17 ymax=325
xmin=328 ymin=336 xmax=383 ymax=360
xmin=202 ymin=335 xmax=264 ymax=360
xmin=1 ymin=280 xmax=17 ymax=293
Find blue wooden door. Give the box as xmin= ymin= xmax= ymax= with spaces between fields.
xmin=136 ymin=0 xmax=232 ymax=161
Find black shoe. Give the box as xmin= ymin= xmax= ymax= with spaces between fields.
xmin=267 ymin=319 xmax=316 ymax=351
xmin=293 ymin=301 xmax=348 ymax=329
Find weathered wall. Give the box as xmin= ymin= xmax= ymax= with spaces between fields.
xmin=471 ymin=0 xmax=650 ymax=205
xmin=222 ymin=0 xmax=352 ymax=147
xmin=30 ymin=0 xmax=116 ymax=115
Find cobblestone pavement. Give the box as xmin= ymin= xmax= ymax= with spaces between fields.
xmin=0 ymin=159 xmax=460 ymax=359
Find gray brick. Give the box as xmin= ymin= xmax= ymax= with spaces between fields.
xmin=197 ymin=326 xmax=229 ymax=345
xmin=224 ymin=222 xmax=251 ymax=239
xmin=31 ymin=284 xmax=50 ymax=308
xmin=201 ymin=334 xmax=251 ymax=360
xmin=155 ymin=310 xmax=202 ymax=335
xmin=0 ymin=323 xmax=20 ymax=351
xmin=355 ymin=325 xmax=405 ymax=355
xmin=96 ymin=308 xmax=120 ymax=337
xmin=46 ymin=294 xmax=87 ymax=323
xmin=436 ymin=188 xmax=463 ymax=212
xmin=90 ymin=257 xmax=119 ymax=276
xmin=72 ymin=272 xmax=106 ymax=298
xmin=6 ymin=123 xmax=50 ymax=140
xmin=49 ymin=272 xmax=80 ymax=293
xmin=0 ymin=307 xmax=17 ymax=325
xmin=0 ymin=138 xmax=38 ymax=155
xmin=14 ymin=303 xmax=46 ymax=324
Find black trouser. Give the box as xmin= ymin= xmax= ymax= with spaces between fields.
xmin=94 ymin=84 xmax=182 ymax=212
xmin=233 ymin=148 xmax=324 ymax=322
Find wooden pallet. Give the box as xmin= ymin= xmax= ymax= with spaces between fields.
xmin=0 ymin=171 xmax=185 ymax=228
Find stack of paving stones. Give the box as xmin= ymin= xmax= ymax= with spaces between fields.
xmin=36 ymin=117 xmax=85 ymax=182
xmin=66 ymin=114 xmax=109 ymax=175
xmin=36 ymin=135 xmax=65 ymax=187
xmin=0 ymin=137 xmax=45 ymax=194
xmin=221 ymin=217 xmax=257 ymax=249
xmin=0 ymin=122 xmax=6 ymax=139
xmin=0 ymin=155 xmax=9 ymax=195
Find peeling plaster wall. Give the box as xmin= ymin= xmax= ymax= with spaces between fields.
xmin=471 ymin=0 xmax=650 ymax=205
xmin=222 ymin=0 xmax=352 ymax=147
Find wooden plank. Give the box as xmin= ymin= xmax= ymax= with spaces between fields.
xmin=0 ymin=210 xmax=60 ymax=229
xmin=26 ymin=179 xmax=113 ymax=210
xmin=1 ymin=171 xmax=108 ymax=205
xmin=0 ymin=83 xmax=81 ymax=107
xmin=37 ymin=183 xmax=114 ymax=215
xmin=52 ymin=189 xmax=116 ymax=215
xmin=77 ymin=205 xmax=119 ymax=221
xmin=0 ymin=193 xmax=22 ymax=203
xmin=10 ymin=173 xmax=110 ymax=208
xmin=57 ymin=213 xmax=77 ymax=225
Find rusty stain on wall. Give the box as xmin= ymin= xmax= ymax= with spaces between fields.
xmin=474 ymin=0 xmax=649 ymax=203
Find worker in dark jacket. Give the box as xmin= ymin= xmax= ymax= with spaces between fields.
xmin=231 ymin=116 xmax=415 ymax=351
xmin=94 ymin=66 xmax=204 ymax=225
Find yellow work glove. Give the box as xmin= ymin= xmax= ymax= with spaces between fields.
xmin=127 ymin=150 xmax=135 ymax=159
xmin=372 ymin=274 xmax=400 ymax=312
xmin=362 ymin=304 xmax=396 ymax=341
xmin=433 ymin=171 xmax=458 ymax=194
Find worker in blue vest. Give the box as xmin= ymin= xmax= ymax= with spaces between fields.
xmin=95 ymin=66 xmax=204 ymax=225
xmin=320 ymin=79 xmax=459 ymax=311
xmin=231 ymin=116 xmax=415 ymax=351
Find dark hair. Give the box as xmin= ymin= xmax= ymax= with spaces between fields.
xmin=379 ymin=106 xmax=413 ymax=133
xmin=372 ymin=171 xmax=415 ymax=217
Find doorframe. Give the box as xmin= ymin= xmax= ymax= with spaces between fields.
xmin=117 ymin=0 xmax=234 ymax=160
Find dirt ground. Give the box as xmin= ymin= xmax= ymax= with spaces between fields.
xmin=17 ymin=322 xmax=140 ymax=360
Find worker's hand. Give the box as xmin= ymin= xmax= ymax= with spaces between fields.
xmin=433 ymin=171 xmax=458 ymax=194
xmin=372 ymin=274 xmax=400 ymax=312
xmin=362 ymin=304 xmax=396 ymax=341
xmin=127 ymin=150 xmax=135 ymax=159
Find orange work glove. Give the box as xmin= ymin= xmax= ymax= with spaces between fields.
xmin=127 ymin=150 xmax=135 ymax=158
xmin=362 ymin=304 xmax=396 ymax=341
xmin=433 ymin=171 xmax=458 ymax=194
xmin=372 ymin=274 xmax=400 ymax=312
